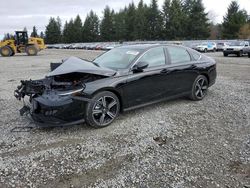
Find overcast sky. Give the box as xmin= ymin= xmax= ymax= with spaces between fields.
xmin=0 ymin=0 xmax=249 ymax=39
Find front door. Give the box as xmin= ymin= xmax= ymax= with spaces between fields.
xmin=122 ymin=47 xmax=169 ymax=108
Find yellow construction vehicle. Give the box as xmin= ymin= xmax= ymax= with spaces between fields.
xmin=0 ymin=31 xmax=46 ymax=57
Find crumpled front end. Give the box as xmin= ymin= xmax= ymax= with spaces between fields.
xmin=14 ymin=72 xmax=107 ymax=127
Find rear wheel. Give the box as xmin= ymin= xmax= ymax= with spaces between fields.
xmin=85 ymin=91 xmax=120 ymax=128
xmin=223 ymin=52 xmax=228 ymax=57
xmin=0 ymin=46 xmax=13 ymax=57
xmin=204 ymin=48 xmax=207 ymax=53
xmin=189 ymin=75 xmax=208 ymax=101
xmin=26 ymin=45 xmax=38 ymax=56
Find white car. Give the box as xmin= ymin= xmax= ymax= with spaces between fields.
xmin=195 ymin=42 xmax=217 ymax=53
xmin=223 ymin=41 xmax=250 ymax=57
xmin=216 ymin=42 xmax=229 ymax=51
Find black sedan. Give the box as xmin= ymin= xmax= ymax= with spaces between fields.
xmin=14 ymin=44 xmax=217 ymax=128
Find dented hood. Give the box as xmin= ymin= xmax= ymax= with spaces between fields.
xmin=47 ymin=56 xmax=116 ymax=77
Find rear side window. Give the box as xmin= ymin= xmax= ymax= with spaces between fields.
xmin=192 ymin=53 xmax=201 ymax=60
xmin=167 ymin=46 xmax=191 ymax=64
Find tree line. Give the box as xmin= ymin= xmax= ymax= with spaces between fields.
xmin=45 ymin=0 xmax=212 ymax=44
xmin=2 ymin=0 xmax=249 ymax=43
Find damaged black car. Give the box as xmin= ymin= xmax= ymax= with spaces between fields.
xmin=14 ymin=44 xmax=216 ymax=128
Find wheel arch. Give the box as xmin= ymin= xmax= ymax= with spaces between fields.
xmin=200 ymin=73 xmax=210 ymax=85
xmin=91 ymin=87 xmax=123 ymax=112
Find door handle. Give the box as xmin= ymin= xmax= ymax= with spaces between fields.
xmin=160 ymin=68 xmax=171 ymax=74
xmin=189 ymin=64 xmax=197 ymax=69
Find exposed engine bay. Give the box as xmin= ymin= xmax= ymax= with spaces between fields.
xmin=14 ymin=73 xmax=104 ymax=100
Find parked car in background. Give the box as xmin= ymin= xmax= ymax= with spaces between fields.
xmin=194 ymin=42 xmax=217 ymax=53
xmin=216 ymin=42 xmax=229 ymax=51
xmin=223 ymin=41 xmax=250 ymax=57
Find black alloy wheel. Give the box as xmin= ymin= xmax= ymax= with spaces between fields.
xmin=190 ymin=75 xmax=208 ymax=101
xmin=85 ymin=91 xmax=120 ymax=128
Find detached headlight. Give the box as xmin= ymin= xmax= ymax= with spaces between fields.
xmin=58 ymin=88 xmax=84 ymax=96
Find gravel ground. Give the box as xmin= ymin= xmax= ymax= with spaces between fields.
xmin=0 ymin=50 xmax=249 ymax=188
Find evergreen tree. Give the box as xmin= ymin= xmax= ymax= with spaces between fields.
xmin=185 ymin=0 xmax=210 ymax=39
xmin=134 ymin=0 xmax=148 ymax=40
xmin=73 ymin=15 xmax=83 ymax=42
xmin=62 ymin=19 xmax=75 ymax=43
xmin=100 ymin=6 xmax=115 ymax=41
xmin=39 ymin=31 xmax=45 ymax=39
xmin=222 ymin=1 xmax=248 ymax=39
xmin=147 ymin=0 xmax=163 ymax=40
xmin=3 ymin=33 xmax=13 ymax=40
xmin=113 ymin=9 xmax=127 ymax=41
xmin=31 ymin=26 xmax=38 ymax=37
xmin=168 ymin=0 xmax=185 ymax=39
xmin=162 ymin=0 xmax=171 ymax=39
xmin=45 ymin=17 xmax=62 ymax=44
xmin=124 ymin=2 xmax=136 ymax=40
xmin=62 ymin=21 xmax=69 ymax=43
xmin=83 ymin=11 xmax=100 ymax=42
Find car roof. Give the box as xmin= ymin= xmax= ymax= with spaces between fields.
xmin=117 ymin=43 xmax=185 ymax=51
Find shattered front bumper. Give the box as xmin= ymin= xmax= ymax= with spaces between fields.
xmin=20 ymin=95 xmax=89 ymax=127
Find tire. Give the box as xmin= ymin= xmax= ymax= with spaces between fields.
xmin=189 ymin=75 xmax=208 ymax=101
xmin=0 ymin=46 xmax=13 ymax=57
xmin=26 ymin=45 xmax=38 ymax=56
xmin=85 ymin=91 xmax=120 ymax=128
xmin=204 ymin=48 xmax=207 ymax=53
xmin=213 ymin=48 xmax=216 ymax=52
xmin=223 ymin=53 xmax=228 ymax=57
xmin=248 ymin=53 xmax=250 ymax=58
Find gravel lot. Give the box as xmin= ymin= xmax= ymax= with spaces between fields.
xmin=0 ymin=49 xmax=249 ymax=188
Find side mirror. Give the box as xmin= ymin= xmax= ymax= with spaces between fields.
xmin=132 ymin=61 xmax=149 ymax=72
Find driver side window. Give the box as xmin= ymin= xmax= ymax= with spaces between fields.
xmin=138 ymin=47 xmax=166 ymax=68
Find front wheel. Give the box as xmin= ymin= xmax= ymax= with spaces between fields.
xmin=223 ymin=52 xmax=228 ymax=57
xmin=189 ymin=75 xmax=208 ymax=101
xmin=85 ymin=91 xmax=120 ymax=128
xmin=204 ymin=48 xmax=207 ymax=53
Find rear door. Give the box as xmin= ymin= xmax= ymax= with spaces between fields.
xmin=162 ymin=46 xmax=200 ymax=96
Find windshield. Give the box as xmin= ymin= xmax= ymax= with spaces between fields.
xmin=93 ymin=48 xmax=141 ymax=70
xmin=229 ymin=41 xmax=244 ymax=46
